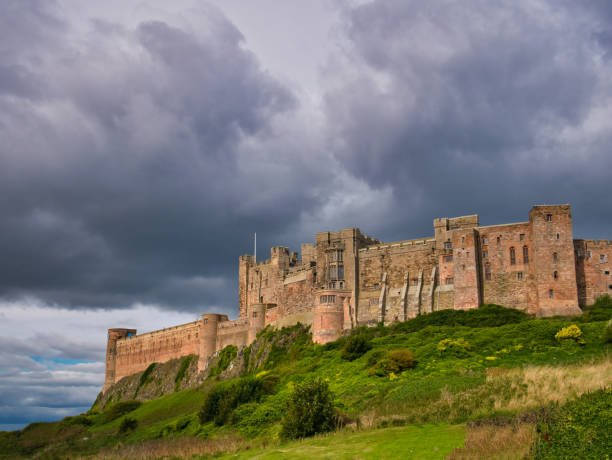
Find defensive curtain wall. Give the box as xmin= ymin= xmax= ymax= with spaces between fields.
xmin=103 ymin=204 xmax=611 ymax=392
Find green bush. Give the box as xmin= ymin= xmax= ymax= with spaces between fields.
xmin=198 ymin=374 xmax=278 ymax=426
xmin=174 ymin=355 xmax=194 ymax=392
xmin=554 ymin=325 xmax=585 ymax=344
xmin=101 ymin=400 xmax=142 ymax=424
xmin=58 ymin=414 xmax=92 ymax=429
xmin=437 ymin=337 xmax=472 ymax=357
xmin=577 ymin=294 xmax=612 ymax=323
xmin=341 ymin=335 xmax=372 ymax=361
xmin=603 ymin=319 xmax=612 ymax=343
xmin=208 ymin=345 xmax=238 ymax=378
xmin=281 ymin=378 xmax=335 ymax=440
xmin=369 ymin=349 xmax=417 ymax=376
xmin=118 ymin=417 xmax=138 ymax=434
xmin=135 ymin=362 xmax=157 ymax=396
xmin=533 ymin=388 xmax=612 ymax=459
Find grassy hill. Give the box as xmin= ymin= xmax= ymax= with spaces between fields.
xmin=1 ymin=300 xmax=611 ymax=459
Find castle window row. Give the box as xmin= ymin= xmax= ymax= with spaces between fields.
xmin=320 ymin=295 xmax=336 ymax=304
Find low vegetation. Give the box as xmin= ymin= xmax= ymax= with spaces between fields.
xmin=1 ymin=298 xmax=610 ymax=459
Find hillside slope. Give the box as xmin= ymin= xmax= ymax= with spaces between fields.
xmin=1 ymin=301 xmax=611 ymax=459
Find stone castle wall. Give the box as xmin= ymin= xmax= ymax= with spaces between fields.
xmin=103 ymin=204 xmax=611 ymax=392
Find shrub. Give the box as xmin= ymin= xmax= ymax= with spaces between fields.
xmin=281 ymin=378 xmax=335 ymax=440
xmin=437 ymin=338 xmax=472 ymax=357
xmin=208 ymin=345 xmax=238 ymax=377
xmin=577 ymin=294 xmax=612 ymax=323
xmin=369 ymin=349 xmax=417 ymax=376
xmin=118 ymin=417 xmax=138 ymax=434
xmin=59 ymin=414 xmax=92 ymax=429
xmin=533 ymin=388 xmax=612 ymax=459
xmin=603 ymin=319 xmax=612 ymax=343
xmin=135 ymin=362 xmax=156 ymax=396
xmin=554 ymin=325 xmax=585 ymax=344
xmin=101 ymin=400 xmax=142 ymax=424
xmin=174 ymin=355 xmax=194 ymax=392
xmin=341 ymin=335 xmax=371 ymax=361
xmin=199 ymin=374 xmax=278 ymax=426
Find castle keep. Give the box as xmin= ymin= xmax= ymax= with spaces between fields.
xmin=103 ymin=204 xmax=611 ymax=392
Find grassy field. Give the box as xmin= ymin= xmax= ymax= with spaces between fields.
xmin=216 ymin=424 xmax=465 ymax=460
xmin=1 ymin=301 xmax=610 ymax=459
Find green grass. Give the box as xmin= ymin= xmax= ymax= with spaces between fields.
xmin=2 ymin=302 xmax=610 ymax=459
xmin=215 ymin=424 xmax=466 ymax=459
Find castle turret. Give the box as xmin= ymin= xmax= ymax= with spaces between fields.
xmin=198 ymin=313 xmax=227 ymax=371
xmin=247 ymin=303 xmax=267 ymax=343
xmin=312 ymin=289 xmax=350 ymax=344
xmin=103 ymin=328 xmax=136 ymax=393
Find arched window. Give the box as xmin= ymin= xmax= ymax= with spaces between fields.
xmin=554 ymin=271 xmax=558 ymax=279
xmin=510 ymin=247 xmax=516 ymax=265
xmin=523 ymin=246 xmax=529 ymax=263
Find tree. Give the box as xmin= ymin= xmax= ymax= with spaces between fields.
xmin=281 ymin=378 xmax=334 ymax=439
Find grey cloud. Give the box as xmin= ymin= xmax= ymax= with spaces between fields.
xmin=0 ymin=1 xmax=323 ymax=313
xmin=324 ymin=0 xmax=612 ymax=240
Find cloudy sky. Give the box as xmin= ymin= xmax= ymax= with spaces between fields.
xmin=2 ymin=0 xmax=612 ymax=430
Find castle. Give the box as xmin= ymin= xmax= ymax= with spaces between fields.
xmin=103 ymin=204 xmax=612 ymax=392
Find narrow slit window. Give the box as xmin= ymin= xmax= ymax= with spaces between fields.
xmin=549 ymin=289 xmax=554 ymax=299
xmin=553 ymin=252 xmax=558 ymax=263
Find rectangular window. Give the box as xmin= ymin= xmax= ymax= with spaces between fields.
xmin=517 ymin=272 xmax=523 ymax=280
xmin=369 ymin=298 xmax=378 ymax=306
xmin=337 ymin=265 xmax=344 ymax=280
xmin=605 ymin=271 xmax=610 ymax=275
xmin=320 ymin=295 xmax=327 ymax=304
xmin=523 ymin=246 xmax=529 ymax=264
xmin=373 ymin=282 xmax=380 ymax=290
xmin=337 ymin=251 xmax=343 ymax=262
xmin=497 ymin=236 xmax=501 ymax=245
xmin=328 ymin=265 xmax=337 ymax=280
xmin=328 ymin=295 xmax=335 ymax=304
xmin=482 ymin=250 xmax=488 ymax=259
xmin=587 ymin=250 xmax=592 ymax=259
xmin=510 ymin=247 xmax=516 ymax=265
xmin=445 ymin=277 xmax=453 ymax=285
xmin=412 ymin=279 xmax=418 ymax=286
xmin=443 ymin=255 xmax=453 ymax=263
xmin=485 ymin=265 xmax=491 ymax=281
xmin=601 ymin=254 xmax=605 ymax=261
xmin=444 ymin=241 xmax=452 ymax=249
xmin=549 ymin=289 xmax=554 ymax=299
xmin=520 ymin=233 xmax=525 ymax=241
xmin=252 ymin=312 xmax=257 ymax=318
xmin=553 ymin=252 xmax=558 ymax=263
xmin=546 ymin=214 xmax=553 ymax=222
xmin=482 ymin=236 xmax=488 ymax=245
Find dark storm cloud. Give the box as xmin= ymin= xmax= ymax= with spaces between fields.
xmin=325 ymin=0 xmax=612 ymax=241
xmin=0 ymin=1 xmax=329 ymax=313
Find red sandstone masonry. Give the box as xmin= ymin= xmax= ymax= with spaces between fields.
xmin=104 ymin=204 xmax=603 ymax=392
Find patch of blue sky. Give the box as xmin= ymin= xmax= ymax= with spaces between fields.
xmin=30 ymin=356 xmax=91 ymax=366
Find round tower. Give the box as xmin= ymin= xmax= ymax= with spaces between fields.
xmin=198 ymin=313 xmax=226 ymax=371
xmin=103 ymin=328 xmax=136 ymax=393
xmin=248 ymin=303 xmax=266 ymax=343
xmin=312 ymin=290 xmax=348 ymax=344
